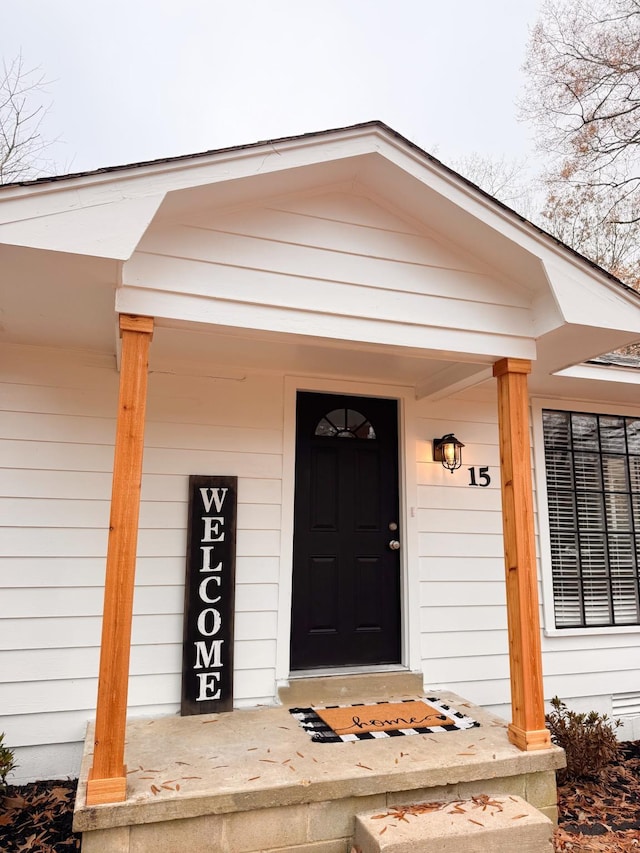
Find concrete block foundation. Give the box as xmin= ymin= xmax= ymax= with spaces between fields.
xmin=74 ymin=685 xmax=564 ymax=852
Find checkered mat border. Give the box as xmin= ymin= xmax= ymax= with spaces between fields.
xmin=289 ymin=697 xmax=480 ymax=743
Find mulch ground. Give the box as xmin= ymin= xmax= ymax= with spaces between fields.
xmin=553 ymin=739 xmax=640 ymax=852
xmin=0 ymin=780 xmax=80 ymax=852
xmin=1 ymin=742 xmax=639 ymax=851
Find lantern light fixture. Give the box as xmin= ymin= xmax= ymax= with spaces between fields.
xmin=433 ymin=433 xmax=464 ymax=473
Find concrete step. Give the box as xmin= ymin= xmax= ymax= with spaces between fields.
xmin=354 ymin=794 xmax=553 ymax=853
xmin=278 ymin=670 xmax=424 ymax=706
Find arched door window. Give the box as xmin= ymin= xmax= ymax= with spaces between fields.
xmin=314 ymin=407 xmax=376 ymax=439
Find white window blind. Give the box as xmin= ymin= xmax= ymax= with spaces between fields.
xmin=542 ymin=410 xmax=640 ymax=628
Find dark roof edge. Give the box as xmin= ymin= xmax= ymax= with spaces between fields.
xmin=587 ymin=353 xmax=640 ymax=369
xmin=2 ymin=119 xmax=639 ymax=302
xmin=0 ymin=121 xmax=389 ymax=189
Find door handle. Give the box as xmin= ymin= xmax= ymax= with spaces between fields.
xmin=389 ymin=540 xmax=401 ymax=551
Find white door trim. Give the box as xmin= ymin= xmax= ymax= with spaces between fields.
xmin=275 ymin=375 xmax=420 ymax=681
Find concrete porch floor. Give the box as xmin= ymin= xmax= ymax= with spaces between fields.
xmin=73 ymin=675 xmax=565 ymax=852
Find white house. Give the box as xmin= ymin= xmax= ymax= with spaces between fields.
xmin=2 ymin=121 xmax=640 ymax=793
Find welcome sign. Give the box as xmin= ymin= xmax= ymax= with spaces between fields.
xmin=181 ymin=475 xmax=237 ymax=715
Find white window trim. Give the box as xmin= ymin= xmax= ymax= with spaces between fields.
xmin=532 ymin=397 xmax=640 ymax=637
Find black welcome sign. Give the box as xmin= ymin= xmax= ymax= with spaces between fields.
xmin=181 ymin=475 xmax=237 ymax=715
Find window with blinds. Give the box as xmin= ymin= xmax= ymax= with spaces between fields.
xmin=542 ymin=410 xmax=640 ymax=628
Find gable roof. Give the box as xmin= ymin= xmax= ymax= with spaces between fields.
xmin=2 ymin=119 xmax=638 ymax=302
xmin=2 ymin=119 xmax=640 ymax=403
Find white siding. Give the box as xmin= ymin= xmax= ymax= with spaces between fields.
xmin=417 ymin=384 xmax=640 ymax=725
xmin=416 ymin=386 xmax=511 ymax=708
xmin=4 ymin=338 xmax=640 ymax=783
xmin=0 ymin=343 xmax=283 ymax=781
xmin=120 ymin=192 xmax=535 ymax=360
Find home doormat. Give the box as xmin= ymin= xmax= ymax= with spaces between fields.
xmin=289 ymin=696 xmax=480 ymax=743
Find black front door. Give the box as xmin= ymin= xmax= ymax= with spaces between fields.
xmin=290 ymin=392 xmax=401 ymax=670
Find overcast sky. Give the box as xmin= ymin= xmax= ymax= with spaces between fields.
xmin=1 ymin=0 xmax=542 ymax=177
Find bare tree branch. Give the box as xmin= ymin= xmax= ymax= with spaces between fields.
xmin=521 ymin=0 xmax=640 ymax=291
xmin=0 ymin=53 xmax=55 ymax=184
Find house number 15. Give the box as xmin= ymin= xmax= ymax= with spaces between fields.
xmin=468 ymin=467 xmax=491 ymax=487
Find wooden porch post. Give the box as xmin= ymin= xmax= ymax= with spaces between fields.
xmin=493 ymin=358 xmax=551 ymax=751
xmin=87 ymin=314 xmax=154 ymax=805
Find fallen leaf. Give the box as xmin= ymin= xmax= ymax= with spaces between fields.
xmin=2 ymin=795 xmax=27 ymax=809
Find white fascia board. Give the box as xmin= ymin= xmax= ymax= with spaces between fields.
xmin=0 ymin=127 xmax=385 ymax=259
xmin=116 ymin=285 xmax=537 ymax=361
xmin=554 ymin=363 xmax=640 ymax=385
xmin=0 ymin=126 xmax=383 ymax=208
xmin=0 ymin=192 xmax=165 ymax=259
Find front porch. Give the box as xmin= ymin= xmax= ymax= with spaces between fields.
xmin=74 ymin=675 xmax=564 ymax=852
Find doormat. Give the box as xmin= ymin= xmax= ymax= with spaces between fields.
xmin=289 ymin=697 xmax=480 ymax=743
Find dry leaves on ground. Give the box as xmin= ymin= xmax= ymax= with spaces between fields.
xmin=553 ymin=740 xmax=640 ymax=852
xmin=0 ymin=780 xmax=80 ymax=852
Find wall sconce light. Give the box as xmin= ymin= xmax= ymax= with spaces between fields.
xmin=433 ymin=433 xmax=464 ymax=473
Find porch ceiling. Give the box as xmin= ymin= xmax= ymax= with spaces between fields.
xmin=148 ymin=320 xmax=491 ymax=389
